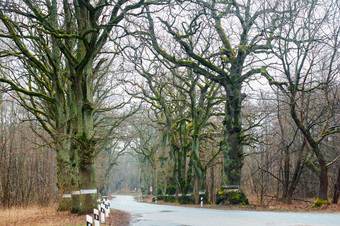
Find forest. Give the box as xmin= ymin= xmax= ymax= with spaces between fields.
xmin=0 ymin=0 xmax=339 ymax=215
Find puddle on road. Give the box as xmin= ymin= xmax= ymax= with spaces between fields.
xmin=160 ymin=210 xmax=173 ymax=213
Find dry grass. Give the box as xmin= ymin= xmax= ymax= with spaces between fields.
xmin=0 ymin=197 xmax=130 ymax=226
xmin=0 ymin=204 xmax=86 ymax=226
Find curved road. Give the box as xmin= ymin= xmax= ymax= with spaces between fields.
xmin=110 ymin=195 xmax=340 ymax=226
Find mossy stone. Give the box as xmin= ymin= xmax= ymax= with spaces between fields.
xmin=216 ymin=186 xmax=249 ymax=205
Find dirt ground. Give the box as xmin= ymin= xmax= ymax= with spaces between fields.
xmin=0 ymin=204 xmax=131 ymax=226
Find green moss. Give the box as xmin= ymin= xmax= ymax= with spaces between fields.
xmin=238 ymin=45 xmax=247 ymax=54
xmin=166 ymin=184 xmax=176 ymax=195
xmin=217 ymin=187 xmax=226 ymax=198
xmin=221 ymin=55 xmax=230 ymax=62
xmin=179 ymin=195 xmax=194 ymax=204
xmin=186 ymin=122 xmax=193 ymax=131
xmin=216 ymin=186 xmax=249 ymax=206
xmin=164 ymin=195 xmax=177 ymax=203
xmin=227 ymin=192 xmax=248 ymax=205
xmin=311 ymin=198 xmax=330 ymax=208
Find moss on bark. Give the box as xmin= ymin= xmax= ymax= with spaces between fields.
xmin=311 ymin=197 xmax=330 ymax=208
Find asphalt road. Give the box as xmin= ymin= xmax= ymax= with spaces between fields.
xmin=110 ymin=195 xmax=340 ymax=226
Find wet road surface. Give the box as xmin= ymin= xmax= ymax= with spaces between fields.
xmin=110 ymin=195 xmax=340 ymax=226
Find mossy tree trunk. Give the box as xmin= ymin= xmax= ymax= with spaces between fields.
xmin=191 ymin=134 xmax=204 ymax=203
xmin=136 ymin=72 xmax=194 ymax=199
xmin=221 ymin=84 xmax=244 ymax=187
xmin=77 ymin=140 xmax=97 ymax=214
xmin=173 ymin=143 xmax=192 ymax=198
xmin=67 ymin=55 xmax=98 ymax=213
xmin=145 ymin=1 xmax=278 ymax=204
xmin=1 ymin=0 xmax=148 ymax=214
xmin=188 ymin=75 xmax=216 ymax=204
xmin=56 ymin=147 xmax=76 ymax=211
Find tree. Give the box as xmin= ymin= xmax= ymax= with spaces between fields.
xmin=139 ymin=0 xmax=283 ymax=203
xmin=0 ymin=0 xmax=148 ymax=214
xmin=263 ymin=0 xmax=340 ymax=206
xmin=122 ymin=41 xmax=223 ymax=202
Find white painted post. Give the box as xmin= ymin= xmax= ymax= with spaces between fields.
xmin=108 ymin=200 xmax=111 ymax=214
xmin=97 ymin=199 xmax=101 ymax=211
xmin=105 ymin=200 xmax=109 ymax=217
xmin=86 ymin=215 xmax=93 ymax=226
xmin=93 ymin=208 xmax=100 ymax=226
xmin=100 ymin=204 xmax=105 ymax=223
xmin=201 ymin=197 xmax=203 ymax=207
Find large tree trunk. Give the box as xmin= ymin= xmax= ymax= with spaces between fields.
xmin=319 ymin=162 xmax=329 ymax=201
xmin=70 ymin=137 xmax=97 ymax=214
xmin=191 ymin=134 xmax=204 ymax=204
xmin=55 ymin=91 xmax=75 ymax=211
xmin=218 ymin=85 xmax=248 ymax=205
xmin=56 ymin=151 xmax=73 ymax=211
xmin=68 ymin=62 xmax=97 ymax=214
xmin=171 ymin=139 xmax=191 ymax=201
xmin=78 ymin=146 xmax=97 ymax=214
xmin=221 ymin=85 xmax=244 ymax=186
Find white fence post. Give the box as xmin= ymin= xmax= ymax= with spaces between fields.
xmin=108 ymin=200 xmax=111 ymax=214
xmin=97 ymin=199 xmax=101 ymax=211
xmin=93 ymin=208 xmax=100 ymax=226
xmin=100 ymin=204 xmax=105 ymax=223
xmin=86 ymin=215 xmax=93 ymax=226
xmin=104 ymin=200 xmax=109 ymax=218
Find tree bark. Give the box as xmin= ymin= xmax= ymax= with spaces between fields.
xmin=78 ymin=153 xmax=97 ymax=214
xmin=319 ymin=162 xmax=329 ymax=201
xmin=332 ymin=166 xmax=340 ymax=204
xmin=221 ymin=85 xmax=243 ymax=186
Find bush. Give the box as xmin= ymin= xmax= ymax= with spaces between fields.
xmin=164 ymin=195 xmax=177 ymax=203
xmin=166 ymin=184 xmax=176 ymax=195
xmin=179 ymin=195 xmax=194 ymax=204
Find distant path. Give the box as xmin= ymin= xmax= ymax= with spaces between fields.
xmin=110 ymin=195 xmax=340 ymax=226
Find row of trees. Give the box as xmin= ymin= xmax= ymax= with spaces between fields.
xmin=0 ymin=0 xmax=339 ymax=212
xmin=0 ymin=91 xmax=128 ymax=208
xmin=0 ymin=0 xmax=141 ymax=213
xmin=122 ymin=0 xmax=339 ymax=206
